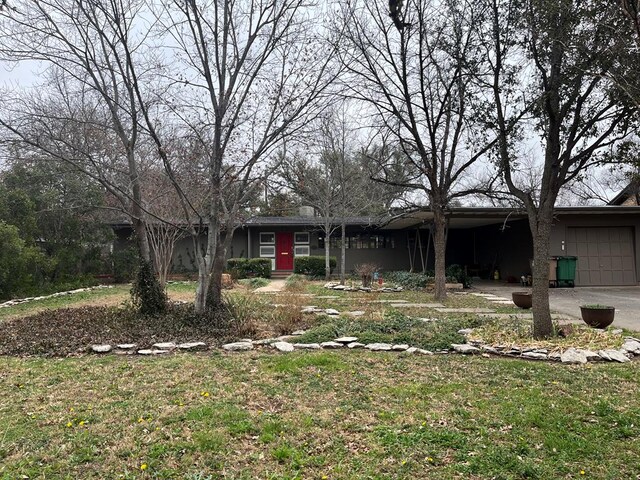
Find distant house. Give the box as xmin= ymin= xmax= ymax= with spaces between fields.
xmin=113 ymin=194 xmax=640 ymax=287
xmin=608 ymin=180 xmax=640 ymax=206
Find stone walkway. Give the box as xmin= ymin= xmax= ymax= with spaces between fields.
xmin=255 ymin=279 xmax=287 ymax=293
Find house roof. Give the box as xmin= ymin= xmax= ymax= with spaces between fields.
xmin=608 ymin=181 xmax=640 ymax=206
xmin=243 ymin=215 xmax=385 ymax=227
xmin=381 ymin=206 xmax=640 ymax=230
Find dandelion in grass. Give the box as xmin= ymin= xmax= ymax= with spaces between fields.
xmin=200 ymin=391 xmax=210 ymax=398
xmin=66 ymin=421 xmax=73 ymax=428
xmin=580 ymin=471 xmax=585 ymax=475
xmin=140 ymin=463 xmax=148 ymax=470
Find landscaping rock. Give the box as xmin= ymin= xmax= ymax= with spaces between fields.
xmin=481 ymin=346 xmax=499 ymax=354
xmin=116 ymin=344 xmax=137 ymax=350
xmin=415 ymin=349 xmax=434 ymax=355
xmin=273 ymin=341 xmax=295 ymax=352
xmin=177 ymin=342 xmax=207 ymax=350
xmin=293 ymin=343 xmax=321 ymax=350
xmin=222 ymin=342 xmax=253 ymax=351
xmin=320 ymin=341 xmax=343 ymax=349
xmin=391 ymin=344 xmax=409 ymax=351
xmin=153 ymin=342 xmax=176 ymax=350
xmin=365 ymin=343 xmax=392 ymax=351
xmin=560 ymin=348 xmax=587 ymax=364
xmin=622 ymin=340 xmax=640 ymax=354
xmin=610 ymin=329 xmax=623 ymax=335
xmin=346 ymin=311 xmax=365 ymax=317
xmin=451 ymin=344 xmax=480 ymax=354
xmin=347 ymin=342 xmax=365 ymax=349
xmin=457 ymin=328 xmax=474 ymax=336
xmin=521 ymin=352 xmax=548 ymax=360
xmin=335 ymin=336 xmax=358 ymax=344
xmin=301 ymin=306 xmax=322 ymax=314
xmin=324 ymin=308 xmax=340 ymax=316
xmin=577 ymin=349 xmax=601 ymax=361
xmin=91 ymin=344 xmax=112 ymax=353
xmin=291 ymin=330 xmax=306 ymax=336
xmin=252 ymin=338 xmax=277 ymax=345
xmin=137 ymin=349 xmax=170 ymax=355
xmin=598 ymin=349 xmax=630 ymax=363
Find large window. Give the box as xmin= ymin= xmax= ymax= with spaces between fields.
xmin=294 ymin=232 xmax=310 ymax=257
xmin=259 ymin=232 xmax=276 ymax=270
xmin=318 ymin=233 xmax=396 ymax=249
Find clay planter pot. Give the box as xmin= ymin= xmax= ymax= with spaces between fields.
xmin=512 ymin=291 xmax=532 ymax=309
xmin=580 ymin=305 xmax=615 ymax=329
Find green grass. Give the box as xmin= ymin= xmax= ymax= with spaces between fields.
xmin=0 ymin=353 xmax=639 ymax=478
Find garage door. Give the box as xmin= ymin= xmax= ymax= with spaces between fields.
xmin=566 ymin=227 xmax=636 ymax=286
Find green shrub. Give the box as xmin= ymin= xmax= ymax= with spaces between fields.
xmin=384 ymin=266 xmax=472 ymax=290
xmin=294 ymin=256 xmax=336 ymax=277
xmin=226 ymin=258 xmax=272 ymax=279
xmin=446 ymin=264 xmax=472 ymax=288
xmin=112 ymin=246 xmax=139 ymax=283
xmin=131 ymin=260 xmax=167 ymax=315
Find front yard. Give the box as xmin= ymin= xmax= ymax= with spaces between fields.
xmin=0 ymin=279 xmax=638 ymax=479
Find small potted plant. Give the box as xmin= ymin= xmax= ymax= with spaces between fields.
xmin=580 ymin=304 xmax=615 ymax=329
xmin=512 ymin=291 xmax=532 ymax=309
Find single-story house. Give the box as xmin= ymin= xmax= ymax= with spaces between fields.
xmin=113 ymin=192 xmax=640 ymax=286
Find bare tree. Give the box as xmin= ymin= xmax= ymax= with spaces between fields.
xmin=479 ymin=0 xmax=638 ymax=337
xmin=135 ymin=0 xmax=340 ymax=311
xmin=337 ymin=0 xmax=500 ymax=301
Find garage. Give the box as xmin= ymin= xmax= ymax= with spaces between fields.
xmin=566 ymin=227 xmax=637 ymax=286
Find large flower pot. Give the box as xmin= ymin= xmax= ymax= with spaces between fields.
xmin=580 ymin=305 xmax=615 ymax=329
xmin=512 ymin=291 xmax=532 ymax=309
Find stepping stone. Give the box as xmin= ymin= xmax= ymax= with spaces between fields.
xmin=598 ymin=350 xmax=630 ymax=363
xmin=137 ymin=349 xmax=170 ymax=355
xmin=91 ymin=344 xmax=112 ymax=353
xmin=320 ymin=341 xmax=343 ymax=349
xmin=521 ymin=352 xmax=547 ymax=360
xmin=452 ymin=344 xmax=480 ymax=354
xmin=153 ymin=342 xmax=176 ymax=350
xmin=404 ymin=347 xmax=434 ymax=355
xmin=324 ymin=309 xmax=340 ymax=316
xmin=561 ymin=348 xmax=587 ymax=364
xmin=291 ymin=330 xmax=306 ymax=336
xmin=347 ymin=342 xmax=365 ymax=349
xmin=273 ymin=341 xmax=294 ymax=352
xmin=417 ymin=317 xmax=438 ymax=323
xmin=435 ymin=308 xmax=495 ymax=313
xmin=177 ymin=342 xmax=207 ymax=350
xmin=293 ymin=343 xmax=321 ymax=350
xmin=301 ymin=306 xmax=322 ymax=313
xmin=390 ymin=303 xmax=445 ymax=308
xmin=491 ymin=300 xmax=516 ymax=305
xmin=622 ymin=340 xmax=640 ymax=354
xmin=315 ymin=296 xmax=339 ymax=299
xmin=346 ymin=311 xmax=365 ymax=317
xmin=371 ymin=300 xmax=408 ymax=303
xmin=391 ymin=344 xmax=409 ymax=351
xmin=116 ymin=344 xmax=137 ymax=350
xmin=365 ymin=343 xmax=392 ymax=351
xmin=335 ymin=336 xmax=358 ymax=344
xmin=577 ymin=349 xmax=601 ymax=361
xmin=222 ymin=342 xmax=253 ymax=351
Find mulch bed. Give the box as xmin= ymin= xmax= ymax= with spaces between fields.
xmin=0 ymin=305 xmax=237 ymax=357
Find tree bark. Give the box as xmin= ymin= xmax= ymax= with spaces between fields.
xmin=432 ymin=208 xmax=447 ymax=301
xmin=529 ymin=210 xmax=554 ymax=339
xmin=340 ymin=221 xmax=346 ymax=285
xmin=324 ymin=226 xmax=331 ymax=280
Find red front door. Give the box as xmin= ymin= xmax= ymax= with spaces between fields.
xmin=275 ymin=232 xmax=294 ymax=270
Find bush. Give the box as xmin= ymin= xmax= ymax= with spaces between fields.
xmin=284 ymin=273 xmax=307 ymax=292
xmin=238 ymin=277 xmax=270 ymax=289
xmin=354 ymin=263 xmax=380 ymax=287
xmin=112 ymin=246 xmax=139 ymax=283
xmin=294 ymin=256 xmax=336 ymax=277
xmin=384 ymin=266 xmax=472 ymax=290
xmin=226 ymin=258 xmax=272 ymax=279
xmin=446 ymin=264 xmax=473 ymax=288
xmin=131 ymin=260 xmax=168 ymax=315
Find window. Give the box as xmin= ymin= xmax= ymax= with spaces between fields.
xmin=294 ymin=245 xmax=310 ymax=256
xmin=260 ymin=232 xmax=275 ymax=244
xmin=319 ymin=233 xmax=396 ymax=249
xmin=294 ymin=232 xmax=310 ymax=244
xmin=259 ymin=245 xmax=275 ymax=257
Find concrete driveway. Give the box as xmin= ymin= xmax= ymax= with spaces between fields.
xmin=473 ymin=281 xmax=640 ymax=331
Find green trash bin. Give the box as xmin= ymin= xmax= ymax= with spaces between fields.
xmin=556 ymin=256 xmax=577 ymax=288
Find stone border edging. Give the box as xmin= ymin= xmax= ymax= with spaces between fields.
xmin=1 ymin=285 xmax=115 ymax=309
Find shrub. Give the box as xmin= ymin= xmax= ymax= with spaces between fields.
xmin=238 ymin=277 xmax=270 ymax=289
xmin=354 ymin=263 xmax=379 ymax=287
xmin=294 ymin=255 xmax=336 ymax=277
xmin=284 ymin=273 xmax=307 ymax=292
xmin=131 ymin=260 xmax=168 ymax=315
xmin=226 ymin=258 xmax=271 ymax=279
xmin=112 ymin=246 xmax=139 ymax=283
xmin=384 ymin=271 xmax=433 ymax=290
xmin=446 ymin=264 xmax=472 ymax=288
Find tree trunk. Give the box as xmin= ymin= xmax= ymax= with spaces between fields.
xmin=324 ymin=224 xmax=331 ymax=280
xmin=208 ymin=232 xmax=232 ymax=308
xmin=529 ymin=211 xmax=554 ymax=339
xmin=133 ymin=217 xmax=151 ymax=262
xmin=340 ymin=221 xmax=346 ymax=284
xmin=432 ymin=209 xmax=447 ymax=301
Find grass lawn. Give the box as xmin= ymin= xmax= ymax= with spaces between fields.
xmin=1 ymin=353 xmax=639 ymax=479
xmin=0 ymin=279 xmax=638 ymax=478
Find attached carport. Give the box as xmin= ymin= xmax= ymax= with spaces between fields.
xmin=384 ymin=206 xmax=640 ymax=287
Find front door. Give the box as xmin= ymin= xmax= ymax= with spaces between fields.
xmin=275 ymin=232 xmax=294 ymax=270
